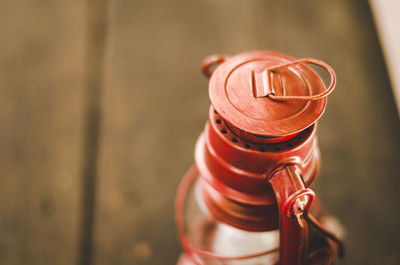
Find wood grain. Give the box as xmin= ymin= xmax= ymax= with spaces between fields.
xmin=0 ymin=1 xmax=86 ymax=264
xmin=93 ymin=1 xmax=259 ymax=264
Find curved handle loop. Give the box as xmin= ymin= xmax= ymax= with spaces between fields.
xmin=201 ymin=55 xmax=226 ymax=78
xmin=267 ymin=58 xmax=336 ymax=101
xmin=282 ymin=188 xmax=315 ymax=217
xmin=175 ymin=166 xmax=278 ymax=262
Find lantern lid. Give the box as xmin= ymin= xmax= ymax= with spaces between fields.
xmin=207 ymin=51 xmax=335 ymax=137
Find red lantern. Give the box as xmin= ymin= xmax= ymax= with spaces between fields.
xmin=175 ymin=51 xmax=344 ymax=265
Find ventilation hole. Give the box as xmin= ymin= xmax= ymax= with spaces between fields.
xmin=221 ymin=129 xmax=227 ymax=134
xmin=274 ymin=146 xmax=281 ymax=151
xmin=259 ymin=146 xmax=266 ymax=152
xmin=232 ymin=138 xmax=238 ymax=143
xmin=297 ymin=136 xmax=303 ymax=141
xmin=287 ymin=143 xmax=293 ymax=148
xmin=245 ymin=144 xmax=251 ymax=149
xmin=216 ymin=119 xmax=221 ymax=124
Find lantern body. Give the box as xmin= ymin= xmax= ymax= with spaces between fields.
xmin=175 ymin=51 xmax=343 ymax=265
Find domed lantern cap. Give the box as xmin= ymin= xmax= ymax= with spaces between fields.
xmin=206 ymin=51 xmax=336 ymax=137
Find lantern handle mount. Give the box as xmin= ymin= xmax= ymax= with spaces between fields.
xmin=266 ymin=58 xmax=336 ymax=101
xmin=269 ymin=164 xmax=344 ymax=263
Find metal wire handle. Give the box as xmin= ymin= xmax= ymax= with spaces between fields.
xmin=267 ymin=58 xmax=336 ymax=101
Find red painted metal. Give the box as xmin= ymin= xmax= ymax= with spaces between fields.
xmin=176 ymin=51 xmax=343 ymax=265
xmin=195 ymin=107 xmax=318 ymax=208
xmin=208 ymin=51 xmax=330 ymax=137
xmin=269 ymin=165 xmax=315 ymax=265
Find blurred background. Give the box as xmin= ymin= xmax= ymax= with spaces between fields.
xmin=0 ymin=0 xmax=399 ymax=265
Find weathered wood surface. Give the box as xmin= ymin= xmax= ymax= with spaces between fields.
xmin=0 ymin=1 xmax=399 ymax=265
xmin=94 ymin=1 xmax=400 ymax=265
xmin=0 ymin=1 xmax=86 ymax=264
xmin=93 ymin=1 xmax=258 ymax=264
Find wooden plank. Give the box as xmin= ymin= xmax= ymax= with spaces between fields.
xmin=370 ymin=0 xmax=400 ymax=116
xmin=0 ymin=1 xmax=86 ymax=264
xmin=94 ymin=1 xmax=400 ymax=265
xmin=93 ymin=1 xmax=258 ymax=264
xmin=78 ymin=1 xmax=110 ymax=265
